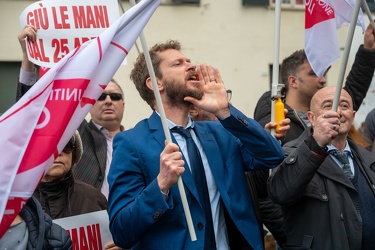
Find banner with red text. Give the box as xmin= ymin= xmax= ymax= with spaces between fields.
xmin=54 ymin=210 xmax=112 ymax=249
xmin=305 ymin=0 xmax=340 ymax=78
xmin=0 ymin=0 xmax=160 ymax=238
xmin=19 ymin=0 xmax=119 ymax=68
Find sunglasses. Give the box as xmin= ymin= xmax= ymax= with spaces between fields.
xmin=62 ymin=137 xmax=75 ymax=154
xmin=98 ymin=93 xmax=123 ymax=101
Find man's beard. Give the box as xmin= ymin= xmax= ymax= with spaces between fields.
xmin=164 ymin=78 xmax=203 ymax=107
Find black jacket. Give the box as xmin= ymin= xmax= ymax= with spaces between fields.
xmin=268 ymin=131 xmax=375 ymax=250
xmin=74 ymin=120 xmax=108 ymax=189
xmin=19 ymin=197 xmax=72 ymax=249
xmin=34 ymin=170 xmax=107 ymax=219
xmin=251 ymin=45 xmax=375 ymax=246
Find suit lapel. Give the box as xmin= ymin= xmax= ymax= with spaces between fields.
xmin=147 ymin=112 xmax=199 ymax=201
xmin=88 ymin=120 xmax=107 ymax=174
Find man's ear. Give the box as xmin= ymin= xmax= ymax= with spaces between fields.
xmin=288 ymin=75 xmax=298 ymax=89
xmin=146 ymin=77 xmax=163 ymax=91
xmin=307 ymin=111 xmax=315 ymax=126
xmin=189 ymin=106 xmax=198 ymax=117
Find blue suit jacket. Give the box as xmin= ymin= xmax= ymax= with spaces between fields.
xmin=108 ymin=105 xmax=284 ymax=250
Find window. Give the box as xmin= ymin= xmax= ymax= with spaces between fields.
xmin=269 ymin=0 xmax=304 ymax=10
xmin=242 ymin=0 xmax=304 ymax=9
xmin=242 ymin=0 xmax=269 ymax=7
xmin=160 ymin=0 xmax=200 ymax=4
xmin=0 ymin=62 xmax=22 ymax=114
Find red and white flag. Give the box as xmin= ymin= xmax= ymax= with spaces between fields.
xmin=322 ymin=0 xmax=366 ymax=31
xmin=0 ymin=0 xmax=160 ymax=237
xmin=305 ymin=0 xmax=340 ymax=78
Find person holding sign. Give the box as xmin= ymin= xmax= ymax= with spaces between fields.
xmin=17 ymin=27 xmax=121 ymax=248
xmin=107 ymin=40 xmax=284 ymax=250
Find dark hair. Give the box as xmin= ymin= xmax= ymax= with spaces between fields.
xmin=110 ymin=78 xmax=124 ymax=97
xmin=130 ymin=40 xmax=181 ymax=109
xmin=280 ymin=49 xmax=307 ymax=94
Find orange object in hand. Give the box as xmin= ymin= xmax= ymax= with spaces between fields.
xmin=275 ymin=97 xmax=285 ymax=133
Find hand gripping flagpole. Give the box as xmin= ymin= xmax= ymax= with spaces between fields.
xmin=129 ymin=0 xmax=196 ymax=242
xmin=332 ymin=0 xmax=362 ymax=111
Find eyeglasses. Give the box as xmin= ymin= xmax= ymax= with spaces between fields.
xmin=62 ymin=137 xmax=75 ymax=154
xmin=98 ymin=93 xmax=123 ymax=101
xmin=226 ymin=89 xmax=232 ymax=101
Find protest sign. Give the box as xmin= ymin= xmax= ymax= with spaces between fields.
xmin=54 ymin=210 xmax=112 ymax=249
xmin=19 ymin=0 xmax=119 ymax=68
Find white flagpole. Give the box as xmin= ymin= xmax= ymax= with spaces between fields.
xmin=332 ymin=0 xmax=362 ymax=111
xmin=271 ymin=0 xmax=282 ymax=136
xmin=129 ymin=0 xmax=196 ymax=242
xmin=362 ymin=0 xmax=375 ymax=27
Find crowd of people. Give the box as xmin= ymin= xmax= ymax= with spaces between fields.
xmin=1 ymin=19 xmax=375 ymax=249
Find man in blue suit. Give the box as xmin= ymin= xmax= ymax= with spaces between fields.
xmin=107 ymin=40 xmax=284 ymax=250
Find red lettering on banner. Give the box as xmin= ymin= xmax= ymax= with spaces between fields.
xmin=17 ymin=78 xmax=90 ymax=174
xmin=52 ymin=6 xmax=71 ymax=29
xmin=49 ymin=88 xmax=82 ymax=102
xmin=317 ymin=0 xmax=333 ymax=15
xmin=27 ymin=39 xmax=50 ymax=62
xmin=72 ymin=5 xmax=109 ymax=29
xmin=66 ymin=224 xmax=102 ymax=250
xmin=52 ymin=38 xmax=69 ymax=63
xmin=73 ymin=37 xmax=96 ymax=48
xmin=79 ymin=226 xmax=89 ymax=250
xmin=87 ymin=224 xmax=102 ymax=250
xmin=306 ymin=0 xmax=333 ymax=16
xmin=68 ymin=228 xmax=80 ymax=249
xmin=26 ymin=3 xmax=49 ymax=30
xmin=96 ymin=224 xmax=103 ymax=249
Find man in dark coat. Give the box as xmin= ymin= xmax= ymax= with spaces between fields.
xmin=250 ymin=22 xmax=375 ymax=247
xmin=268 ymin=86 xmax=375 ymax=250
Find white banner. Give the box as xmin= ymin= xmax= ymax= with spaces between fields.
xmin=54 ymin=210 xmax=112 ymax=249
xmin=19 ymin=0 xmax=119 ymax=68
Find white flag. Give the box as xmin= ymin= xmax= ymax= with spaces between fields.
xmin=0 ymin=0 xmax=160 ymax=237
xmin=323 ymin=0 xmax=366 ymax=31
xmin=305 ymin=0 xmax=340 ymax=78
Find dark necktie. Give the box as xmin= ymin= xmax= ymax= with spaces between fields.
xmin=329 ymin=149 xmax=354 ymax=180
xmin=172 ymin=127 xmax=216 ymax=250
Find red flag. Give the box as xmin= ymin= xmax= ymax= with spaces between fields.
xmin=0 ymin=0 xmax=160 ymax=237
xmin=305 ymin=0 xmax=340 ymax=78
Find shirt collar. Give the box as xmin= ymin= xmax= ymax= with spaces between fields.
xmin=154 ymin=111 xmax=195 ymax=130
xmin=92 ymin=120 xmax=125 ymax=135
